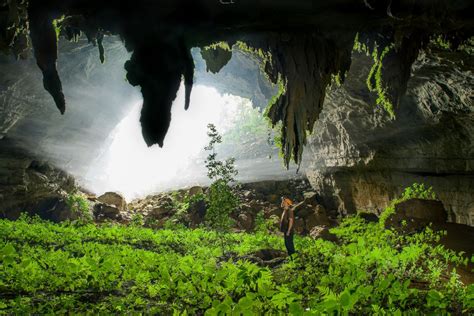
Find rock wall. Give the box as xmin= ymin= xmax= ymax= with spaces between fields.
xmin=0 ymin=140 xmax=79 ymax=221
xmin=0 ymin=37 xmax=140 ymax=176
xmin=306 ymin=48 xmax=474 ymax=226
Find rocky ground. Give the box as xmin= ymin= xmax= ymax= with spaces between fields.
xmin=1 ymin=151 xmax=472 ymax=281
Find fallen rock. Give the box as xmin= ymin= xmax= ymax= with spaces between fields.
xmin=188 ymin=186 xmax=203 ymax=197
xmin=394 ymin=199 xmax=447 ymax=223
xmin=188 ymin=199 xmax=207 ymax=227
xmin=267 ymin=207 xmax=282 ymax=218
xmin=147 ymin=205 xmax=172 ymax=219
xmin=293 ymin=217 xmax=305 ymax=234
xmin=358 ymin=212 xmax=379 ymax=222
xmin=387 ymin=198 xmax=448 ymax=231
xmin=304 ymin=205 xmax=331 ymax=231
xmin=97 ymin=192 xmax=127 ymax=213
xmin=93 ymin=203 xmax=122 ymax=221
xmin=309 ymin=225 xmax=338 ymax=242
xmin=237 ymin=213 xmax=254 ymax=231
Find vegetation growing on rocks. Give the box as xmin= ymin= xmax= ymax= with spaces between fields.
xmin=0 ymin=185 xmax=472 ymax=314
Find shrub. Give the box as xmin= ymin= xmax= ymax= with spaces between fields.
xmin=203 ymin=124 xmax=238 ymax=232
xmin=65 ymin=193 xmax=92 ymax=223
xmin=130 ymin=212 xmax=144 ymax=227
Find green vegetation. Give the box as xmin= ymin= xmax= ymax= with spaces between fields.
xmin=222 ymin=104 xmax=269 ymax=144
xmin=204 ymin=124 xmax=238 ymax=232
xmin=379 ymin=183 xmax=437 ymax=226
xmin=65 ymin=192 xmax=92 ymax=223
xmin=52 ymin=16 xmax=66 ymax=41
xmin=1 ymin=183 xmax=472 ymax=314
xmin=353 ymin=33 xmax=396 ymax=119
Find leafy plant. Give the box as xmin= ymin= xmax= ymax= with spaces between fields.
xmin=254 ymin=211 xmax=278 ymax=234
xmin=65 ymin=193 xmax=92 ymax=223
xmin=0 ymin=197 xmax=471 ymax=315
xmin=379 ymin=182 xmax=437 ymax=225
xmin=204 ymin=124 xmax=238 ymax=232
xmin=353 ymin=33 xmax=395 ymax=118
xmin=130 ymin=212 xmax=144 ymax=227
xmin=402 ymin=182 xmax=437 ymax=200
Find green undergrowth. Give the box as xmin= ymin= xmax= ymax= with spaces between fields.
xmin=1 ymin=187 xmax=473 ymax=314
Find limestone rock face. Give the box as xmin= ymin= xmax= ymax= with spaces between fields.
xmin=306 ymin=48 xmax=474 ymax=226
xmin=0 ymin=38 xmax=140 ymax=179
xmin=387 ymin=199 xmax=448 ymax=231
xmin=97 ymin=192 xmax=127 ymax=213
xmin=93 ymin=203 xmax=123 ymax=221
xmin=0 ymin=141 xmax=78 ymax=221
xmin=93 ymin=191 xmax=128 ymax=221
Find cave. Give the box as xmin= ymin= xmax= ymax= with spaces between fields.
xmin=0 ymin=0 xmax=473 ymax=313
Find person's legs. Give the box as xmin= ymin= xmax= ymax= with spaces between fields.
xmin=284 ymin=233 xmax=295 ymax=256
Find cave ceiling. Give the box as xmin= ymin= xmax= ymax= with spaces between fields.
xmin=0 ymin=0 xmax=473 ymax=166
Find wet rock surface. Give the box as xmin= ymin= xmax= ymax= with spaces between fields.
xmin=306 ymin=48 xmax=474 ymax=226
xmin=0 ymin=140 xmax=78 ymax=221
xmin=1 ymin=0 xmax=472 ymax=166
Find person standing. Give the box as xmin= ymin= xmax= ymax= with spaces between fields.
xmin=280 ymin=196 xmax=295 ymax=256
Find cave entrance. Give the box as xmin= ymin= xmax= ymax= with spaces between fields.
xmin=82 ymin=83 xmax=299 ymax=200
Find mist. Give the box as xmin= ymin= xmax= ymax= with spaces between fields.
xmin=81 ymin=84 xmax=302 ymax=200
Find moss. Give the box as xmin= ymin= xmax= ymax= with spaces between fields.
xmin=331 ymin=72 xmax=343 ymax=87
xmin=204 ymin=41 xmax=232 ymax=52
xmin=432 ymin=35 xmax=452 ymax=50
xmin=353 ymin=34 xmax=395 ymax=119
xmin=458 ymin=36 xmax=474 ymax=55
xmin=373 ymin=44 xmax=396 ymax=119
xmin=52 ymin=15 xmax=65 ymax=41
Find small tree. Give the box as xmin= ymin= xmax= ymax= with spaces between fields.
xmin=204 ymin=124 xmax=238 ymax=233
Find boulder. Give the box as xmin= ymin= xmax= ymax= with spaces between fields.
xmin=147 ymin=205 xmax=172 ymax=219
xmin=97 ymin=192 xmax=127 ymax=213
xmin=358 ymin=212 xmax=379 ymax=222
xmin=267 ymin=207 xmax=282 ymax=218
xmin=293 ymin=201 xmax=312 ymax=218
xmin=93 ymin=203 xmax=122 ymax=221
xmin=386 ymin=199 xmax=447 ymax=231
xmin=188 ymin=186 xmax=203 ymax=197
xmin=309 ymin=225 xmax=338 ymax=242
xmin=237 ymin=213 xmax=254 ymax=231
xmin=393 ymin=199 xmax=447 ymax=223
xmin=293 ymin=217 xmax=305 ymax=234
xmin=188 ymin=199 xmax=207 ymax=227
xmin=304 ymin=205 xmax=331 ymax=231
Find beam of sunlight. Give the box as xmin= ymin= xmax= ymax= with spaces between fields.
xmin=83 ymin=84 xmax=244 ymax=199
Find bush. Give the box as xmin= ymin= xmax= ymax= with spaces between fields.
xmin=65 ymin=193 xmax=92 ymax=223
xmin=203 ymin=124 xmax=238 ymax=232
xmin=401 ymin=182 xmax=437 ymax=200
xmin=254 ymin=211 xmax=278 ymax=234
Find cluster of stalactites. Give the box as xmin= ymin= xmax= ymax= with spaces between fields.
xmin=1 ymin=0 xmax=473 ymax=167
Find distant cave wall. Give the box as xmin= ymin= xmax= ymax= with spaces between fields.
xmin=0 ymin=37 xmax=141 ymax=176
xmin=193 ymin=48 xmax=277 ymax=110
xmin=306 ymin=47 xmax=474 ymax=226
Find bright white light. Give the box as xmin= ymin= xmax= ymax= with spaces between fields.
xmin=84 ymin=84 xmax=247 ymax=199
